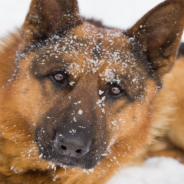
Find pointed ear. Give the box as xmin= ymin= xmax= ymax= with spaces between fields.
xmin=21 ymin=0 xmax=82 ymax=44
xmin=126 ymin=0 xmax=184 ymax=78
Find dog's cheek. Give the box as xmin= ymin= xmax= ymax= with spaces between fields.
xmin=106 ymin=80 xmax=158 ymax=156
xmin=12 ymin=62 xmax=54 ymax=128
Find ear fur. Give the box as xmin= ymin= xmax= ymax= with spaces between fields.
xmin=21 ymin=0 xmax=82 ymax=44
xmin=127 ymin=0 xmax=184 ymax=77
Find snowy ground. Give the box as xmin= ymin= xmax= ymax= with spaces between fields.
xmin=0 ymin=1 xmax=184 ymax=184
xmin=107 ymin=157 xmax=184 ymax=184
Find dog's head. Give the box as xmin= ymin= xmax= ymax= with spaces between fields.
xmin=9 ymin=0 xmax=184 ymax=169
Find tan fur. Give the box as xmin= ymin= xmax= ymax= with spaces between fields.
xmin=149 ymin=56 xmax=184 ymax=161
xmin=0 ymin=0 xmax=184 ymax=184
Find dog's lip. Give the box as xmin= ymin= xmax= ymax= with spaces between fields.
xmin=55 ymin=156 xmax=85 ymax=168
xmin=59 ymin=159 xmax=76 ymax=167
xmin=49 ymin=153 xmax=97 ymax=169
xmin=58 ymin=155 xmax=104 ymax=169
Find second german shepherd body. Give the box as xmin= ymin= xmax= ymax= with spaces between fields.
xmin=0 ymin=0 xmax=184 ymax=183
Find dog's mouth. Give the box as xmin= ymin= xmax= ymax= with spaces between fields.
xmin=53 ymin=155 xmax=101 ymax=169
xmin=38 ymin=144 xmax=104 ymax=169
xmin=57 ymin=156 xmax=77 ymax=167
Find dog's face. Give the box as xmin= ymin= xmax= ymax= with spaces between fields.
xmin=14 ymin=23 xmax=158 ymax=169
xmin=8 ymin=0 xmax=184 ymax=169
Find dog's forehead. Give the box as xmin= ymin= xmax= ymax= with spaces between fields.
xmin=34 ymin=22 xmax=147 ymax=84
xmin=42 ymin=22 xmax=132 ymax=58
xmin=71 ymin=22 xmax=129 ymax=46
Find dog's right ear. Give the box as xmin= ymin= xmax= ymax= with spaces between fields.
xmin=126 ymin=0 xmax=184 ymax=78
xmin=21 ymin=0 xmax=82 ymax=45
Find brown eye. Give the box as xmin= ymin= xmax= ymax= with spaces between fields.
xmin=52 ymin=72 xmax=65 ymax=83
xmin=111 ymin=86 xmax=121 ymax=95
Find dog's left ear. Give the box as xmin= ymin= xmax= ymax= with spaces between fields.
xmin=21 ymin=0 xmax=82 ymax=45
xmin=126 ymin=0 xmax=184 ymax=78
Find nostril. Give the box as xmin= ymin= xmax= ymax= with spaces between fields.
xmin=61 ymin=145 xmax=67 ymax=151
xmin=75 ymin=149 xmax=82 ymax=154
xmin=54 ymin=133 xmax=92 ymax=158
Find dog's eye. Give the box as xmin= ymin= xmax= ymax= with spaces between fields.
xmin=111 ymin=87 xmax=121 ymax=95
xmin=52 ymin=72 xmax=66 ymax=83
xmin=110 ymin=85 xmax=125 ymax=97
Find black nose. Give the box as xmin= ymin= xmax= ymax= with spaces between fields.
xmin=54 ymin=131 xmax=92 ymax=158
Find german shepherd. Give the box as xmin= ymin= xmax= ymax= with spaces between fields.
xmin=0 ymin=0 xmax=184 ymax=183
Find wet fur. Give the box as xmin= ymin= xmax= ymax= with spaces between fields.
xmin=0 ymin=0 xmax=184 ymax=183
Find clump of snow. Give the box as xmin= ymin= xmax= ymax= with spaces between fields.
xmin=69 ymin=129 xmax=77 ymax=134
xmin=103 ymin=69 xmax=115 ymax=83
xmin=96 ymin=96 xmax=106 ymax=114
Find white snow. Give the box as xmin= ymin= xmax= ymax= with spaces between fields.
xmin=0 ymin=0 xmax=183 ymax=41
xmin=78 ymin=110 xmax=83 ymax=115
xmin=107 ymin=157 xmax=184 ymax=184
xmin=0 ymin=1 xmax=184 ymax=184
xmin=99 ymin=90 xmax=104 ymax=95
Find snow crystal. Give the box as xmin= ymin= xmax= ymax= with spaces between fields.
xmin=132 ymin=78 xmax=137 ymax=83
xmin=69 ymin=81 xmax=75 ymax=86
xmin=89 ymin=169 xmax=94 ymax=173
xmin=99 ymin=90 xmax=104 ymax=95
xmin=111 ymin=121 xmax=117 ymax=126
xmin=78 ymin=110 xmax=83 ymax=115
xmin=73 ymin=117 xmax=77 ymax=122
xmin=39 ymin=153 xmax=43 ymax=158
xmin=101 ymin=108 xmax=105 ymax=114
xmin=74 ymin=101 xmax=81 ymax=105
xmin=78 ymin=126 xmax=86 ymax=129
xmin=69 ymin=129 xmax=77 ymax=134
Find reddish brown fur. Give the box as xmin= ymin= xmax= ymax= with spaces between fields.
xmin=0 ymin=0 xmax=184 ymax=184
